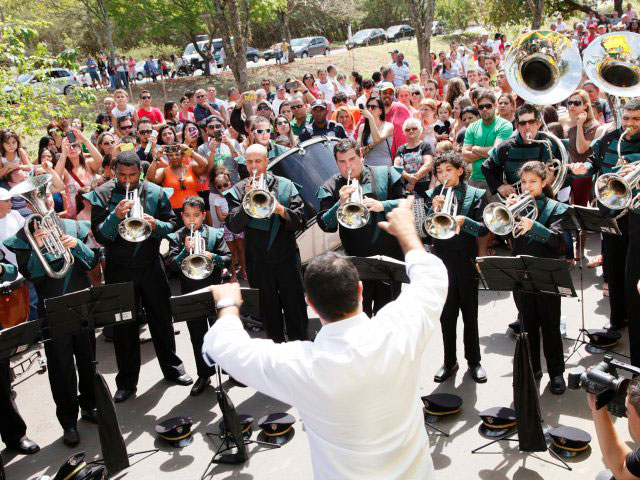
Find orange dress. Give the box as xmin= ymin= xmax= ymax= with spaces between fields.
xmin=163 ymin=165 xmax=199 ymax=209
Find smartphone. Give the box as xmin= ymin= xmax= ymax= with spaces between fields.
xmin=66 ymin=130 xmax=76 ymax=143
xmin=285 ymin=81 xmax=298 ymax=90
xmin=244 ymin=91 xmax=257 ymax=102
xmin=164 ymin=144 xmax=179 ymax=154
xmin=213 ymin=130 xmax=222 ymax=141
xmin=119 ymin=142 xmax=133 ymax=152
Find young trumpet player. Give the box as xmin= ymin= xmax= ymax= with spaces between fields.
xmin=505 ymin=160 xmax=569 ymax=394
xmin=424 ymin=151 xmax=488 ymax=383
xmin=167 ymin=196 xmax=230 ymax=395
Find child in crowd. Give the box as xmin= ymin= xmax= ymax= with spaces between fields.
xmin=434 ymin=101 xmax=452 ymax=142
xmin=0 ymin=130 xmax=31 ymax=173
xmin=111 ymin=89 xmax=139 ymax=124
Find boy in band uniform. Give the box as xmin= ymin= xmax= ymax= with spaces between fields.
xmin=167 ymin=196 xmax=230 ymax=396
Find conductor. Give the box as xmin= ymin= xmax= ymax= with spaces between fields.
xmin=202 ymin=197 xmax=448 ymax=479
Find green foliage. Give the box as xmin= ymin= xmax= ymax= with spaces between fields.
xmin=435 ymin=0 xmax=477 ymax=31
xmin=0 ymin=18 xmax=97 ymax=138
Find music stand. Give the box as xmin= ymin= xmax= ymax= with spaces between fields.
xmin=473 ymin=256 xmax=575 ymax=471
xmin=169 ymin=286 xmax=260 ymax=322
xmin=45 ymin=282 xmax=158 ymax=475
xmin=560 ymin=206 xmax=624 ymax=360
xmin=347 ymin=255 xmax=410 ymax=283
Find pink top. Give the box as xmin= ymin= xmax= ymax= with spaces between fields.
xmin=128 ymin=60 xmax=136 ymax=74
xmin=63 ymin=167 xmax=96 ymax=219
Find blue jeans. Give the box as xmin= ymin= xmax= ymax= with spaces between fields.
xmin=109 ymin=73 xmax=116 ymax=89
xmin=118 ymin=71 xmax=129 ymax=88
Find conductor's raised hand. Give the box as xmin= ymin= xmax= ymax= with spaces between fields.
xmin=210 ymin=282 xmax=243 ymax=307
xmin=378 ymin=196 xmax=422 ymax=253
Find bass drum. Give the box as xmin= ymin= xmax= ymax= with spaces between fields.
xmin=269 ymin=136 xmax=342 ymax=264
xmin=0 ymin=276 xmax=29 ymax=329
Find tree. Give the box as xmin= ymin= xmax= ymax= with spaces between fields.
xmin=213 ymin=0 xmax=250 ymax=91
xmin=435 ymin=0 xmax=477 ymax=32
xmin=406 ymin=0 xmax=435 ymax=73
xmin=525 ymin=0 xmax=544 ymax=29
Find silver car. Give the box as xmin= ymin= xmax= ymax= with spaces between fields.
xmin=11 ymin=68 xmax=80 ymax=96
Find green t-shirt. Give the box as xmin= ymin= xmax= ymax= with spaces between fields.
xmin=464 ymin=116 xmax=513 ymax=181
xmin=291 ymin=114 xmax=312 ymax=136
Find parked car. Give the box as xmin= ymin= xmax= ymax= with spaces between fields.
xmin=8 ymin=68 xmax=80 ymax=97
xmin=246 ymin=47 xmax=262 ymax=63
xmin=346 ymin=29 xmax=387 ymax=49
xmin=386 ymin=24 xmax=415 ymax=42
xmin=291 ymin=36 xmax=330 ymax=58
xmin=262 ymin=46 xmax=275 ymax=61
xmin=183 ymin=38 xmax=262 ymax=70
xmin=432 ymin=21 xmax=446 ymax=36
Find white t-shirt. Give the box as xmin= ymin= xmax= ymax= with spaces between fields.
xmin=1 ymin=155 xmax=20 ymax=166
xmin=316 ymin=80 xmax=336 ymax=106
xmin=0 ymin=210 xmax=25 ymax=268
xmin=556 ymin=22 xmax=568 ymax=33
xmin=337 ymin=82 xmax=356 ymax=105
xmin=208 ymin=192 xmax=229 ymax=228
xmin=272 ymin=96 xmax=290 ymax=115
xmin=112 ymin=104 xmax=136 ymax=120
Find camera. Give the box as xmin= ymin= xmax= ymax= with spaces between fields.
xmin=568 ymin=355 xmax=640 ymax=417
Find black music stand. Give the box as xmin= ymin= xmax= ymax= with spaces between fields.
xmin=45 ymin=283 xmax=158 ymax=475
xmin=348 ymin=255 xmax=410 ymax=283
xmin=169 ymin=286 xmax=260 ymax=322
xmin=473 ymin=256 xmax=575 ymax=471
xmin=561 ymin=206 xmax=624 ymax=359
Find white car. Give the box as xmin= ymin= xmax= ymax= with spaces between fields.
xmin=11 ymin=68 xmax=80 ymax=96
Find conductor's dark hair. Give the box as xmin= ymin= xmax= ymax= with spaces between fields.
xmin=333 ymin=137 xmax=358 ymax=157
xmin=304 ymin=252 xmax=360 ymax=322
xmin=182 ymin=196 xmax=205 ymax=212
xmin=113 ymin=150 xmax=141 ymax=170
xmin=433 ymin=151 xmax=467 ymax=181
xmin=624 ymin=98 xmax=640 ymax=111
xmin=628 ymin=377 xmax=640 ymax=415
xmin=514 ymin=103 xmax=541 ymax=123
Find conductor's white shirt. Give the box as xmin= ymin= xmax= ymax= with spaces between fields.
xmin=203 ymin=248 xmax=448 ymax=479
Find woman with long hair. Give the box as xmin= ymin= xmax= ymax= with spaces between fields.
xmin=302 ymin=73 xmax=319 ymax=98
xmin=396 ymin=85 xmax=418 ymax=118
xmin=409 ymin=85 xmax=424 ymax=111
xmin=630 ymin=19 xmax=640 ymax=33
xmin=357 ymin=97 xmax=394 ymax=167
xmin=497 ymin=93 xmax=516 ymax=125
xmin=179 ymin=95 xmax=195 ymax=123
xmin=441 ymin=57 xmax=460 ymax=82
xmin=451 ymin=97 xmax=473 ymax=146
xmin=158 ymin=125 xmax=178 ymax=146
xmin=351 ymin=71 xmax=363 ymax=98
xmin=444 ymin=77 xmax=466 ymax=108
xmin=278 ymin=101 xmax=293 ymax=122
xmin=164 ymin=101 xmax=182 ymax=130
xmin=335 ymin=107 xmax=356 ymax=138
xmin=182 ymin=120 xmax=212 ymax=211
xmin=418 ymin=98 xmax=438 ymax=151
xmin=274 ymin=115 xmax=297 ymax=146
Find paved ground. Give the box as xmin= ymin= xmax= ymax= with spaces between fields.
xmin=4 ymin=233 xmax=633 ymax=480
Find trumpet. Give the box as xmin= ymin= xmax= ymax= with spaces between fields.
xmin=595 ymin=160 xmax=640 ymax=211
xmin=483 ymin=192 xmax=538 ymax=238
xmin=10 ymin=174 xmax=74 ymax=279
xmin=337 ymin=169 xmax=370 ymax=229
xmin=243 ymin=169 xmax=276 ymax=219
xmin=118 ymin=182 xmax=152 ymax=243
xmin=423 ymin=180 xmax=458 ymax=239
xmin=181 ymin=224 xmax=214 ymax=280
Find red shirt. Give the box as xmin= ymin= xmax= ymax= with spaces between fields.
xmin=138 ymin=107 xmax=163 ymax=124
xmin=353 ymin=102 xmax=411 ymax=157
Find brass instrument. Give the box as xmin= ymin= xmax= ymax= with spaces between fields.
xmin=483 ymin=192 xmax=538 ymax=238
xmin=181 ymin=224 xmax=214 ymax=280
xmin=118 ymin=182 xmax=152 ymax=243
xmin=423 ymin=180 xmax=458 ymax=240
xmin=595 ymin=161 xmax=640 ymax=211
xmin=10 ymin=174 xmax=74 ymax=279
xmin=336 ymin=169 xmax=370 ymax=229
xmin=243 ymin=169 xmax=276 ymax=219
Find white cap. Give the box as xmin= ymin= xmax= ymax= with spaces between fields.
xmin=0 ymin=188 xmax=12 ymax=201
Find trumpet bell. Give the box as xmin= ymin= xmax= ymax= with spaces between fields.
xmin=505 ymin=30 xmax=582 ymax=105
xmin=595 ymin=173 xmax=632 ymax=210
xmin=483 ymin=203 xmax=514 ymax=236
xmin=423 ymin=213 xmax=457 ymax=240
xmin=118 ymin=217 xmax=152 ymax=242
xmin=337 ymin=202 xmax=370 ymax=229
xmin=243 ymin=190 xmax=276 ymax=219
xmin=181 ymin=254 xmax=214 ymax=280
xmin=583 ymin=32 xmax=640 ymax=98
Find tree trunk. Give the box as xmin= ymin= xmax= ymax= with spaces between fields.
xmin=278 ymin=7 xmax=294 ymax=64
xmin=96 ymin=0 xmax=115 ymax=63
xmin=407 ymin=0 xmax=435 ymax=74
xmin=213 ymin=0 xmax=249 ymax=92
xmin=614 ymin=0 xmax=623 ymax=15
xmin=528 ymin=0 xmax=544 ymax=30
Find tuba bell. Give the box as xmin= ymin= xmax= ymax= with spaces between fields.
xmin=181 ymin=224 xmax=214 ymax=280
xmin=483 ymin=192 xmax=538 ymax=238
xmin=243 ymin=169 xmax=276 ymax=219
xmin=595 ymin=161 xmax=640 ymax=211
xmin=336 ymin=169 xmax=370 ymax=229
xmin=423 ymin=180 xmax=458 ymax=240
xmin=118 ymin=182 xmax=152 ymax=242
xmin=10 ymin=174 xmax=74 ymax=279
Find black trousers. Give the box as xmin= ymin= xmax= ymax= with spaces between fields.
xmin=626 ymin=214 xmax=640 ymax=367
xmin=515 ymin=291 xmax=564 ymax=377
xmin=44 ymin=329 xmax=96 ymax=429
xmin=0 ymin=359 xmax=27 ymax=446
xmin=247 ymin=254 xmax=308 ymax=343
xmin=603 ymin=213 xmax=629 ymax=326
xmin=105 ymin=258 xmax=185 ymax=390
xmin=187 ymin=317 xmax=216 ymax=378
xmin=362 ymin=280 xmax=401 ymax=317
xmin=435 ymin=249 xmax=481 ymax=367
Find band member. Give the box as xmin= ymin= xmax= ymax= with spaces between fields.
xmin=4 ymin=189 xmax=101 ymax=446
xmin=167 ymin=196 xmax=230 ymax=395
xmin=575 ymin=99 xmax=640 ymax=333
xmin=624 ymin=177 xmax=640 ymax=368
xmin=0 ymin=258 xmax=39 ymax=455
xmin=482 ymin=103 xmax=564 ymax=199
xmin=85 ymin=151 xmax=191 ymax=403
xmin=507 ymin=161 xmax=569 ymax=394
xmin=225 ymin=143 xmax=308 ymax=342
xmin=425 ymin=151 xmax=488 ymax=383
xmin=316 ymin=138 xmax=403 ymax=316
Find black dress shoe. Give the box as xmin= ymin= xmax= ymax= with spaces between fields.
xmin=8 ymin=437 xmax=40 ymax=454
xmin=81 ymin=408 xmax=98 ymax=424
xmin=550 ymin=375 xmax=566 ymax=395
xmin=63 ymin=427 xmax=80 ymax=446
xmin=434 ymin=363 xmax=459 ymax=383
xmin=469 ymin=364 xmax=487 ymax=383
xmin=166 ymin=373 xmax=193 ymax=386
xmin=604 ymin=320 xmax=628 ymax=331
xmin=114 ymin=388 xmax=136 ymax=403
xmin=190 ymin=376 xmax=211 ymax=396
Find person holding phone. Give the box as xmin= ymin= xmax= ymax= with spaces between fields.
xmin=197 ymin=118 xmax=242 ymax=185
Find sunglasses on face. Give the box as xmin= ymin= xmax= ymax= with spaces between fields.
xmin=291 ymin=104 xmax=304 ymax=110
xmin=253 ymin=128 xmax=271 ymax=134
xmin=477 ymin=103 xmax=493 ymax=110
xmin=518 ymin=119 xmax=538 ymax=126
xmin=411 ymin=91 xmax=421 ymax=96
xmin=257 ymin=106 xmax=271 ymax=111
xmin=207 ymin=124 xmax=223 ymax=130
xmin=366 ymin=104 xmax=380 ymax=110
xmin=196 ymin=94 xmax=205 ymax=99
xmin=141 ymin=96 xmax=151 ymax=100
xmin=121 ymin=125 xmax=133 ymax=130
xmin=404 ymin=127 xmax=418 ymax=132
xmin=139 ymin=129 xmax=152 ymax=135
xmin=102 ymin=140 xmax=115 ymax=146
xmin=567 ymin=100 xmax=583 ymax=106
xmin=215 ymin=182 xmax=231 ymax=190
xmin=276 ymin=121 xmax=288 ymax=126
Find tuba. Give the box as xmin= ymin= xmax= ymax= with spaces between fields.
xmin=503 ymin=30 xmax=575 ymax=199
xmin=595 ymin=161 xmax=640 ymax=211
xmin=243 ymin=169 xmax=276 ymax=219
xmin=10 ymin=174 xmax=74 ymax=279
xmin=423 ymin=180 xmax=458 ymax=239
xmin=336 ymin=169 xmax=370 ymax=229
xmin=483 ymin=192 xmax=538 ymax=238
xmin=181 ymin=224 xmax=214 ymax=280
xmin=118 ymin=182 xmax=152 ymax=242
